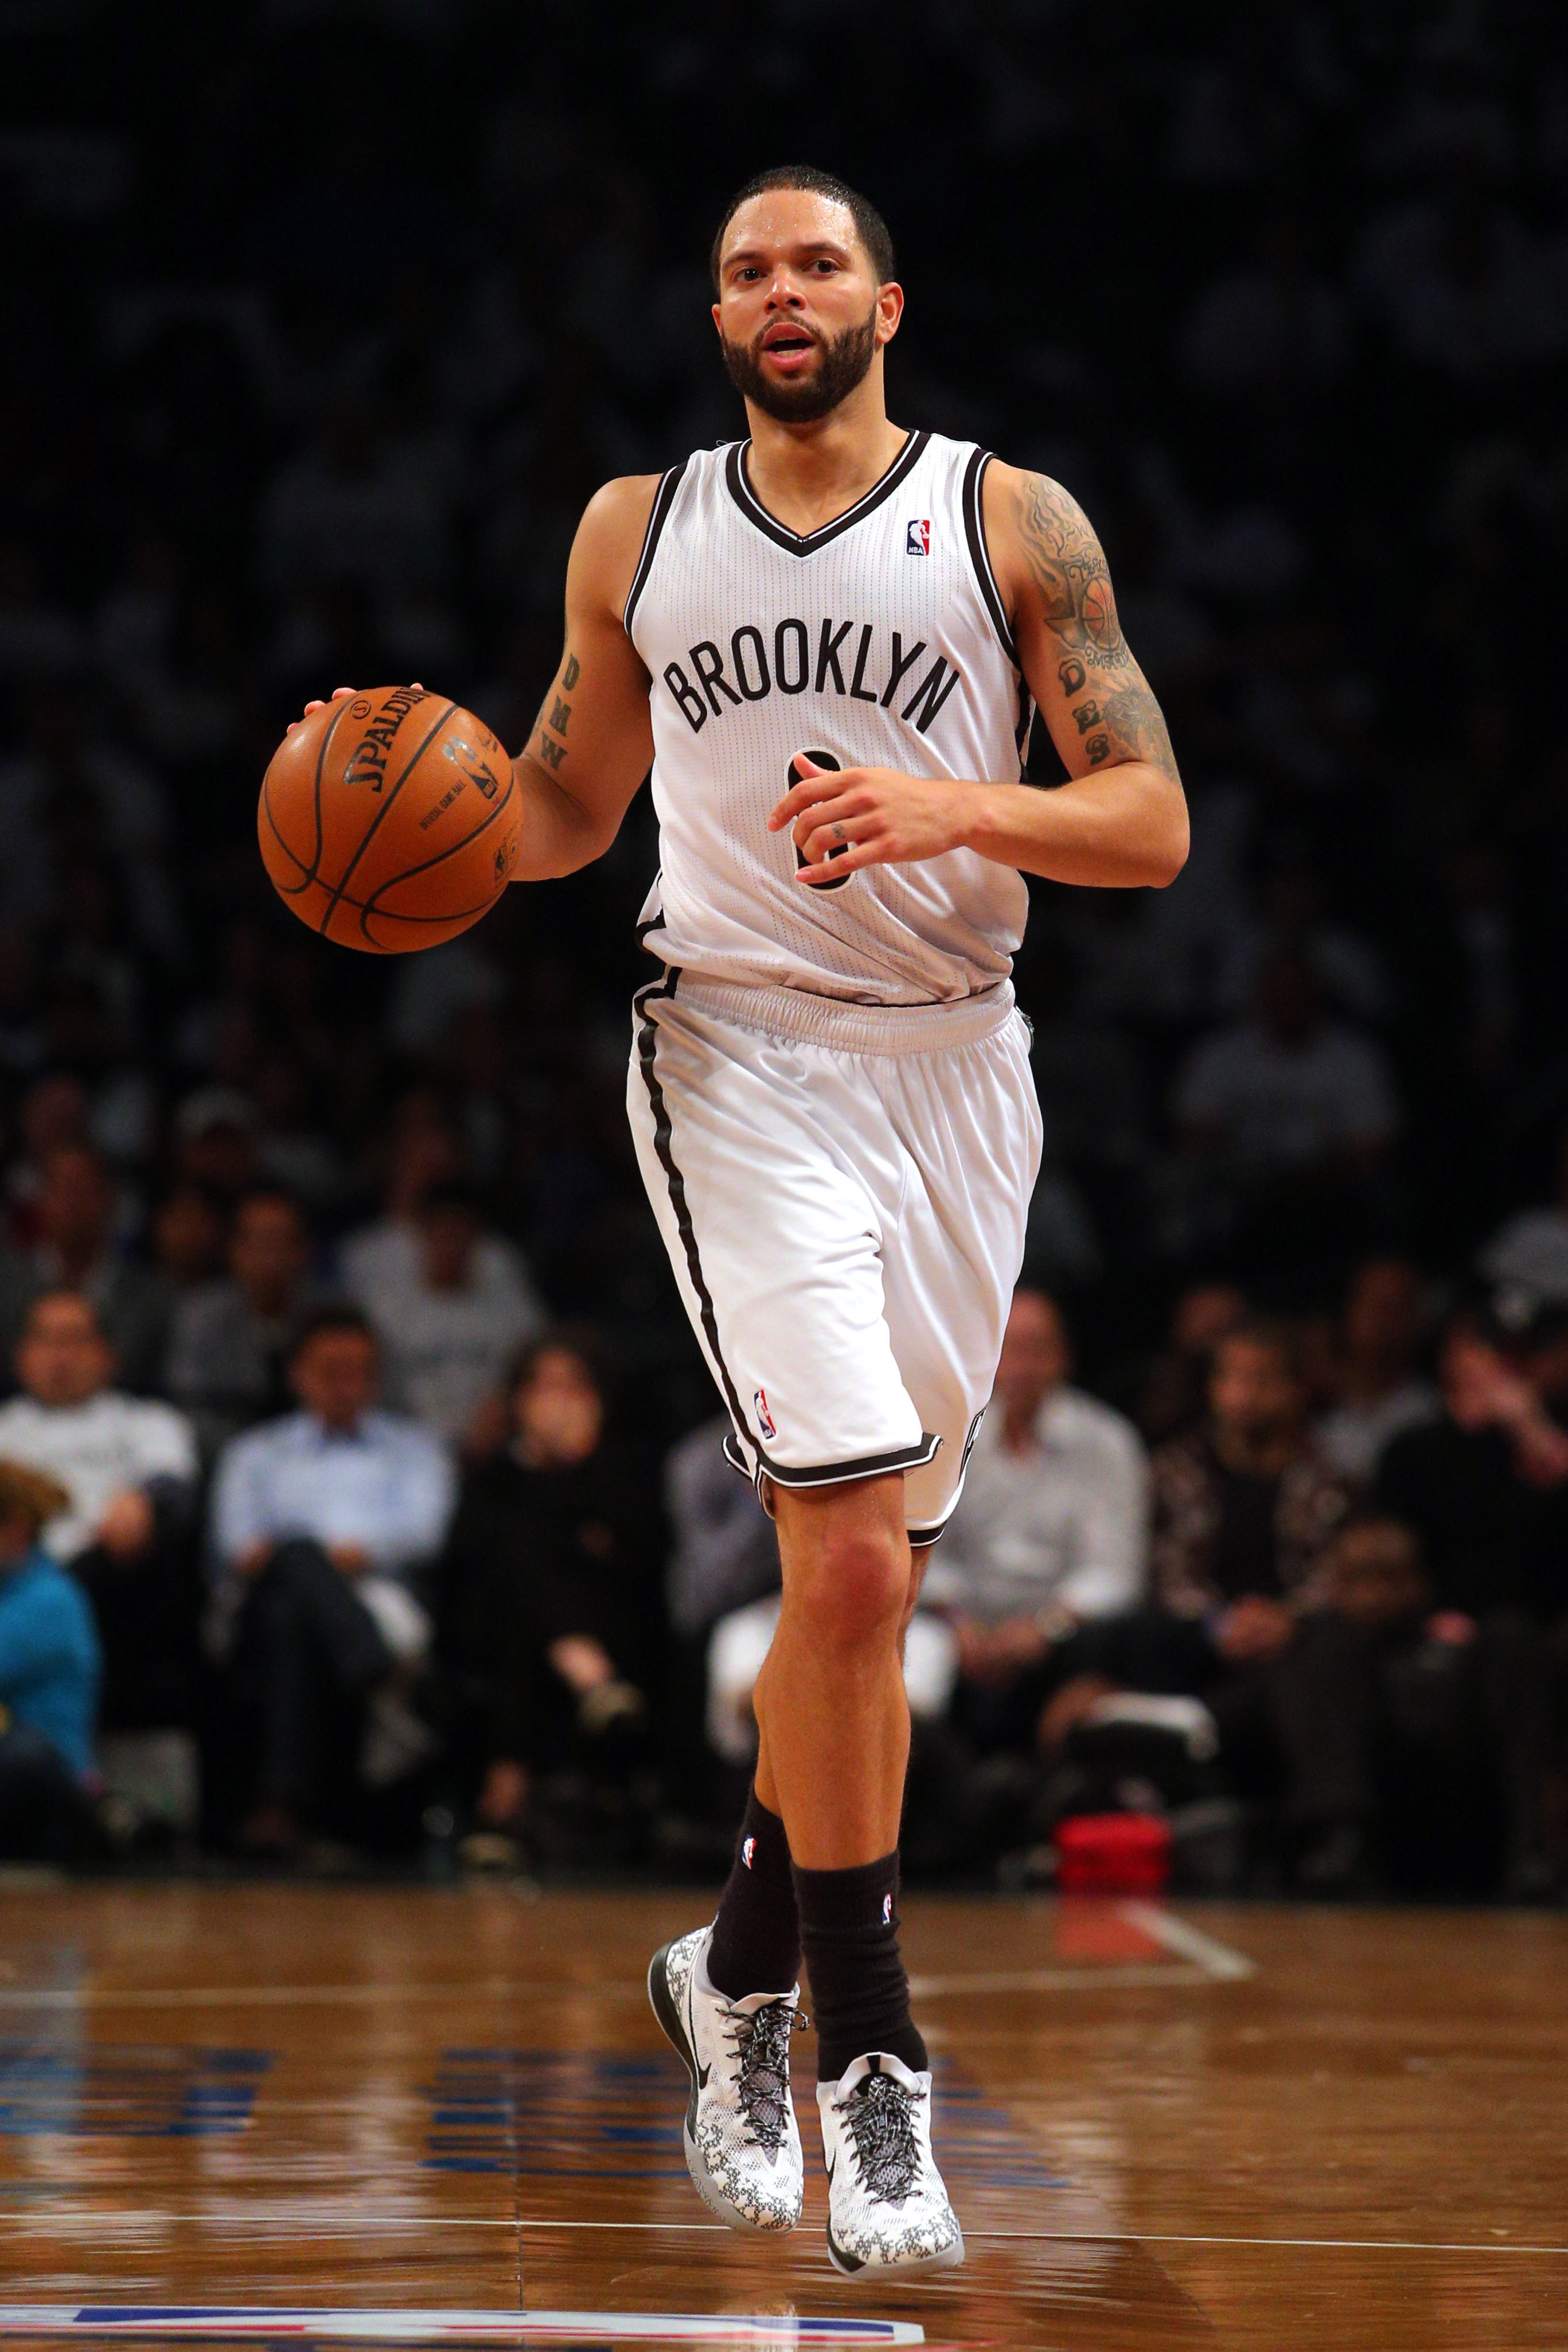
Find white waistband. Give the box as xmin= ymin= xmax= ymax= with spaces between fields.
xmin=667 ymin=973 xmax=1017 ymax=1057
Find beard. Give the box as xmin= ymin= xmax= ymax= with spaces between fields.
xmin=721 ymin=305 xmax=880 ymax=423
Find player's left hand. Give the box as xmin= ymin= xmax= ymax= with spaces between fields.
xmin=769 ymin=754 xmax=971 ymax=883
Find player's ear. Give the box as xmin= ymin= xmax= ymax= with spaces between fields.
xmin=711 ymin=303 xmax=724 ymax=339
xmin=875 ymin=282 xmax=904 ymax=347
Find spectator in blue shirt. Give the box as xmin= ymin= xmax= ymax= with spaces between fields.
xmin=209 ymin=1303 xmax=456 ymax=1855
xmin=0 ymin=1458 xmax=103 ymax=1861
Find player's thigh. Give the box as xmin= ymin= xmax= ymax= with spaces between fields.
xmin=878 ymin=1015 xmax=1043 ymax=1540
xmin=626 ymin=993 xmax=929 ymax=1480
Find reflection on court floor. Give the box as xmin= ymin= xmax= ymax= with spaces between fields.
xmin=0 ymin=1883 xmax=1564 ymax=2350
xmin=419 ymin=2050 xmax=1070 ymax=2200
xmin=0 ymin=2047 xmax=271 ymax=2142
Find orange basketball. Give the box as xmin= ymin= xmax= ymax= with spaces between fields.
xmin=258 ymin=686 xmax=521 ymax=953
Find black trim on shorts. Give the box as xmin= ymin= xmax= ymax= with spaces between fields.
xmin=725 ymin=431 xmax=930 ymax=556
xmin=961 ymin=447 xmax=1019 ymax=667
xmin=722 ymin=1428 xmax=943 ymax=1490
xmin=634 ymin=871 xmax=664 ymax=950
xmin=635 ymin=971 xmax=757 ymax=1456
xmin=623 ymin=460 xmax=690 ymax=632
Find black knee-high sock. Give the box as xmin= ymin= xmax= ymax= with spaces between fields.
xmin=705 ymin=1788 xmax=801 ymax=1998
xmin=793 ymin=1850 xmax=928 ymax=2083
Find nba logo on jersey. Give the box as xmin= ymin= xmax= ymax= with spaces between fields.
xmin=754 ymin=1388 xmax=777 ymax=1440
xmin=742 ymin=1836 xmax=756 ymax=1870
xmin=906 ymin=518 xmax=930 ymax=555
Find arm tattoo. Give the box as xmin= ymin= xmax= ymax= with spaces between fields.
xmin=1016 ymin=475 xmax=1130 ymax=667
xmin=532 ymin=649 xmax=579 ymax=776
xmin=1090 ymin=676 xmax=1180 ymax=781
xmin=1017 ymin=474 xmax=1180 ymax=784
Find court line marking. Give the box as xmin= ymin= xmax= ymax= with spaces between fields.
xmin=0 ymin=2317 xmax=923 ymax=2346
xmin=1118 ymin=1902 xmax=1257 ymax=1980
xmin=909 ymin=1962 xmax=1218 ymax=1995
xmin=968 ymin=2229 xmax=1568 ymax=2257
xmin=10 ymin=2214 xmax=1562 ymax=2258
xmin=0 ymin=1904 xmax=1255 ymax=2010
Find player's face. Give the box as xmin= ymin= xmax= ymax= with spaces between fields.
xmin=713 ymin=190 xmax=902 ymax=425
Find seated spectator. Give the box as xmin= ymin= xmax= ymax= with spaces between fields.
xmin=1315 ymin=1259 xmax=1440 ymax=1485
xmin=0 ymin=1459 xmax=102 ymax=1862
xmin=149 ymin=1183 xmax=228 ymax=1298
xmin=1314 ymin=1516 xmax=1553 ymax=1898
xmin=662 ymin=1415 xmax=780 ymax=1820
xmin=339 ymin=1097 xmax=463 ymax=1301
xmin=1479 ymin=1120 xmax=1568 ymax=1310
xmin=166 ymin=1189 xmax=320 ymax=1459
xmin=210 ymin=1304 xmax=457 ymax=1853
xmin=1176 ymin=953 xmax=1397 ymax=1180
xmin=1150 ymin=1319 xmax=1350 ymax=1622
xmin=0 ymin=1144 xmax=172 ymax=1395
xmin=1173 ymin=954 xmax=1397 ymax=1276
xmin=1374 ymin=1311 xmax=1568 ymax=1625
xmin=0 ymin=1292 xmax=198 ymax=1731
xmin=438 ymin=1331 xmax=666 ymax=1840
xmin=173 ymin=1089 xmax=261 ymax=1209
xmin=1086 ymin=1321 xmax=1360 ymax=1887
xmin=1134 ymin=1283 xmax=1249 ymax=1446
xmin=926 ymin=1289 xmax=1148 ymax=1755
xmin=348 ymin=1181 xmax=543 ymax=1453
xmin=665 ymin=1413 xmax=779 ymax=1642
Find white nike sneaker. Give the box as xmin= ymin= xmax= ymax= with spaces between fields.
xmin=817 ymin=2052 xmax=965 ymax=2276
xmin=648 ymin=1926 xmax=804 ymax=2233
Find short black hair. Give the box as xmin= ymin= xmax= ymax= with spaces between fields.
xmin=508 ymin=1323 xmax=613 ymax=1405
xmin=289 ymin=1302 xmax=376 ymax=1361
xmin=711 ymin=165 xmax=896 ymax=293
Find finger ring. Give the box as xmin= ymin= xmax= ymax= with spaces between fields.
xmin=832 ymin=823 xmax=847 ymax=844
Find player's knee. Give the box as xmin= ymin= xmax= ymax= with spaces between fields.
xmin=803 ymin=1527 xmax=909 ymax=1654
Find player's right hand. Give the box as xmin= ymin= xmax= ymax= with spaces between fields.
xmin=286 ymin=687 xmax=355 ymax=734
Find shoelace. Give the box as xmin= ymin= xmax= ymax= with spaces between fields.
xmin=728 ymin=2000 xmax=800 ymax=2151
xmin=838 ymin=2070 xmax=923 ymax=2206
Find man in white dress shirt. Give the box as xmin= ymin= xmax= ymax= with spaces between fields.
xmin=0 ymin=1290 xmax=198 ymax=1731
xmin=210 ymin=1302 xmax=455 ymax=1851
xmin=927 ymin=1287 xmax=1148 ymax=1753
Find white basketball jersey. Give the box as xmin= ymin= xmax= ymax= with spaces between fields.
xmin=625 ymin=431 xmax=1032 ymax=1006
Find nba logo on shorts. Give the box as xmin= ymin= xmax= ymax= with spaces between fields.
xmin=881 ymin=1892 xmax=894 ymax=1924
xmin=754 ymin=1388 xmax=777 ymax=1441
xmin=907 ymin=518 xmax=930 ymax=555
xmin=742 ymin=1836 xmax=756 ymax=1870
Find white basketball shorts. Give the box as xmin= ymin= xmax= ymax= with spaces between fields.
xmin=627 ymin=971 xmax=1042 ymax=1544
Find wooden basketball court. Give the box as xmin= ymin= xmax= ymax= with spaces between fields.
xmin=1 ymin=1881 xmax=1564 ymax=2347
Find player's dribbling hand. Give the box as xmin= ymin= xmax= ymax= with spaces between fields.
xmin=770 ymin=753 xmax=971 ymax=882
xmin=286 ymin=684 xmax=424 ymax=734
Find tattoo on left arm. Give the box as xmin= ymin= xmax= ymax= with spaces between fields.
xmin=1016 ymin=474 xmax=1180 ymax=784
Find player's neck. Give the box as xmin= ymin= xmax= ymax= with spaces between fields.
xmin=742 ymin=375 xmax=907 ymax=539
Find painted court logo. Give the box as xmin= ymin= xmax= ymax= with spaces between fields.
xmin=906 ymin=518 xmax=930 ymax=555
xmin=754 ymin=1388 xmax=777 ymax=1442
xmin=742 ymin=1837 xmax=756 ymax=1870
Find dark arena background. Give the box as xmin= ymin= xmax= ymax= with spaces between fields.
xmin=0 ymin=3 xmax=1566 ymax=2347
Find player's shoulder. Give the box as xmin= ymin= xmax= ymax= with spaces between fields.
xmin=578 ymin=472 xmax=667 ymax=555
xmin=980 ymin=457 xmax=1097 ymax=540
xmin=567 ymin=472 xmax=670 ymax=617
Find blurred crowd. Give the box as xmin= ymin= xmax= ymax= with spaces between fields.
xmin=1 ymin=0 xmax=1566 ymax=1890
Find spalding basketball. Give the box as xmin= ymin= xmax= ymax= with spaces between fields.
xmin=258 ymin=686 xmax=521 ymax=953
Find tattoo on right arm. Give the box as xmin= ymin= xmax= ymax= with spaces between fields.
xmin=531 ymin=648 xmax=579 ymax=778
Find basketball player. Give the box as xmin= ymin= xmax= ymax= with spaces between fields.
xmin=303 ymin=165 xmax=1186 ymax=2276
